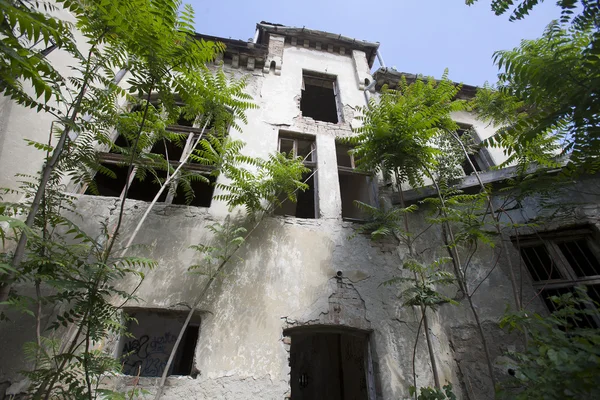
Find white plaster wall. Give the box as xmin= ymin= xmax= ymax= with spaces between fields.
xmin=451 ymin=110 xmax=509 ymax=167
xmin=0 ymin=6 xmax=90 ymax=202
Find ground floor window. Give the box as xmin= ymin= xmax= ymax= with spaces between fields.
xmin=119 ymin=309 xmax=200 ymax=377
xmin=286 ymin=328 xmax=373 ymax=400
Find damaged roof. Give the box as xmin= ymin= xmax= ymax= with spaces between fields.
xmin=373 ymin=68 xmax=478 ymax=99
xmin=256 ymin=21 xmax=380 ymax=68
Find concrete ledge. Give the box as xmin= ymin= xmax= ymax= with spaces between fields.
xmin=391 ymin=165 xmax=525 ymax=204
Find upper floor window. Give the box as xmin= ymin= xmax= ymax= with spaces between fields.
xmin=84 ymin=102 xmax=216 ymax=207
xmin=457 ymin=126 xmax=494 ymax=175
xmin=515 ymin=227 xmax=600 ymax=328
xmin=336 ymin=142 xmax=374 ymax=220
xmin=274 ymin=132 xmax=318 ymax=219
xmin=300 ymin=71 xmax=342 ymax=124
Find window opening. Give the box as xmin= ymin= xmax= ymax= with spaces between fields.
xmin=287 ymin=330 xmax=371 ymax=400
xmin=85 ymin=100 xmax=217 ymax=207
xmin=457 ymin=126 xmax=493 ymax=175
xmin=120 ymin=310 xmax=200 ymax=377
xmin=514 ymin=228 xmax=600 ymax=328
xmin=279 ymin=138 xmax=295 ymax=158
xmin=86 ymin=163 xmax=129 ymax=198
xmin=557 ymin=239 xmax=600 ymax=278
xmin=336 ymin=144 xmax=354 ymax=169
xmin=150 ymin=137 xmax=185 ymax=161
xmin=275 ymin=133 xmax=317 ymax=219
xmin=127 ymin=171 xmax=168 ymax=202
xmin=520 ymin=245 xmax=562 ymax=281
xmin=300 ymin=72 xmax=341 ymax=123
xmin=172 ymin=175 xmax=216 ymax=207
xmin=336 ymin=143 xmax=373 ymax=220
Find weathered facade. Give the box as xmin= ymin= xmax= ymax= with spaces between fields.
xmin=2 ymin=16 xmax=600 ymax=400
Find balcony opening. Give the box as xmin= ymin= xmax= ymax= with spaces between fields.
xmin=275 ymin=172 xmax=316 ymax=219
xmin=339 ymin=173 xmax=372 ymax=220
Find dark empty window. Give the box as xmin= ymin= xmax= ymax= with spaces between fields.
xmin=87 ymin=163 xmax=130 ymax=198
xmin=127 ymin=171 xmax=169 ymax=202
xmin=172 ymin=175 xmax=216 ymax=207
xmin=336 ymin=143 xmax=373 ymax=220
xmin=287 ymin=330 xmax=371 ymax=400
xmin=275 ymin=171 xmax=317 ymax=219
xmin=515 ymin=228 xmax=600 ymax=328
xmin=150 ymin=137 xmax=186 ymax=161
xmin=121 ymin=310 xmax=200 ymax=377
xmin=275 ymin=133 xmax=317 ymax=219
xmin=300 ymin=72 xmax=341 ymax=124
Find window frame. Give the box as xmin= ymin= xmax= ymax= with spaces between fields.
xmin=515 ymin=227 xmax=600 ymax=327
xmin=300 ymin=70 xmax=344 ymax=124
xmin=457 ymin=124 xmax=494 ymax=175
xmin=335 ymin=141 xmax=377 ymax=221
xmin=275 ymin=132 xmax=319 ymax=219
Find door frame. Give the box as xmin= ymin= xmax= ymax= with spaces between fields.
xmin=283 ymin=325 xmax=377 ymax=400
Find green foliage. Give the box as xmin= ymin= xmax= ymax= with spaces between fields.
xmin=350 ymin=70 xmax=467 ymax=188
xmin=384 ymin=258 xmax=457 ymax=310
xmin=0 ymin=0 xmax=260 ymax=398
xmin=422 ymin=189 xmax=495 ymax=250
xmin=212 ymin=143 xmax=310 ymax=215
xmin=466 ymin=0 xmax=598 ymax=29
xmin=0 ymin=0 xmax=71 ymax=110
xmin=189 ymin=216 xmax=247 ymax=277
xmin=348 ymin=201 xmax=417 ymax=241
xmin=1 ymin=167 xmax=155 ymax=398
xmin=472 ymin=22 xmax=599 ymax=175
xmin=498 ymin=287 xmax=600 ymax=399
xmin=409 ymin=383 xmax=457 ymax=400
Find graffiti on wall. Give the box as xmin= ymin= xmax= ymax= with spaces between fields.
xmin=122 ymin=331 xmax=178 ymax=376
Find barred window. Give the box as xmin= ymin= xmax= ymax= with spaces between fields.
xmin=515 ymin=227 xmax=600 ymax=328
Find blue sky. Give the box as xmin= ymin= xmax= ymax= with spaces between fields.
xmin=188 ymin=0 xmax=563 ymax=86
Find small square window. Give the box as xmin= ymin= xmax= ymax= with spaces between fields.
xmin=120 ymin=310 xmax=200 ymax=377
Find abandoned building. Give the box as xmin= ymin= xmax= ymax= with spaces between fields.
xmin=1 ymin=14 xmax=600 ymax=400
